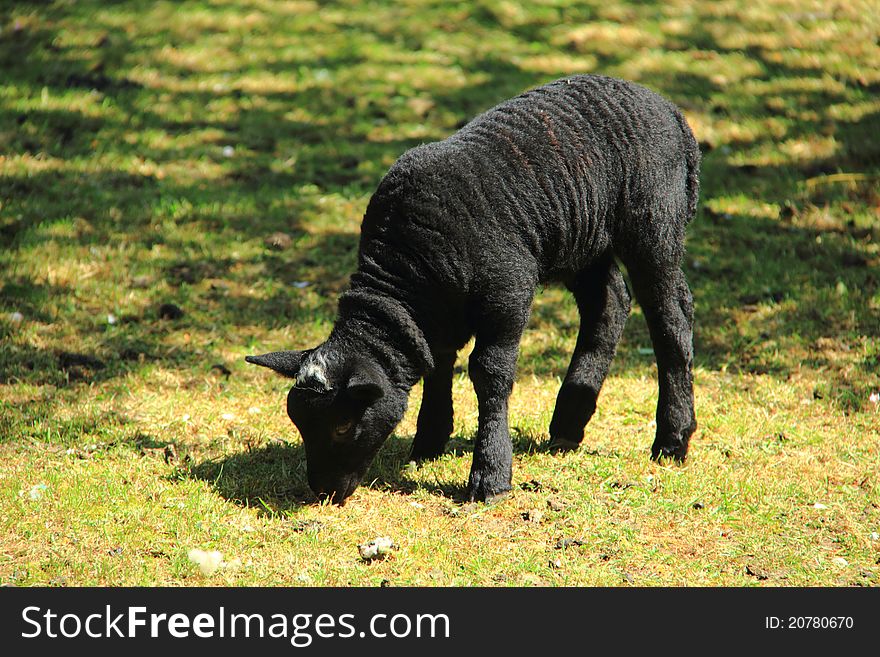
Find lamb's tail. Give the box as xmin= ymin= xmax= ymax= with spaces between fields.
xmin=673 ymin=107 xmax=701 ymax=223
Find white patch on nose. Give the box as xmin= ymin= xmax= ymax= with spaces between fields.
xmin=298 ymin=352 xmax=329 ymax=389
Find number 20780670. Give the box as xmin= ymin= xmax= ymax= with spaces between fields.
xmin=765 ymin=617 xmax=854 ymax=630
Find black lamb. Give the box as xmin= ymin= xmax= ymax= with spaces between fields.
xmin=247 ymin=74 xmax=700 ymax=504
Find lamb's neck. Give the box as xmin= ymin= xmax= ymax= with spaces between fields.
xmin=332 ymin=286 xmax=434 ymax=390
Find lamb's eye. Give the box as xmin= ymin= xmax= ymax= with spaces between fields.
xmin=333 ymin=421 xmax=353 ymax=438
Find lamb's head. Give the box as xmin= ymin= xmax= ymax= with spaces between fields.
xmin=246 ymin=347 xmax=406 ymax=504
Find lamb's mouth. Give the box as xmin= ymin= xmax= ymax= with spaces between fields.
xmin=310 ymin=474 xmax=362 ymax=505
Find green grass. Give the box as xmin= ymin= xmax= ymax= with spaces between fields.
xmin=1 ymin=0 xmax=878 ymax=586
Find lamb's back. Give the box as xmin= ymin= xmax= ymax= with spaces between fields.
xmin=360 ymin=75 xmax=693 ymax=287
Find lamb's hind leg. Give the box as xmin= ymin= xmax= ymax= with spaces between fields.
xmin=626 ymin=262 xmax=696 ymax=460
xmin=548 ymin=258 xmax=630 ymax=452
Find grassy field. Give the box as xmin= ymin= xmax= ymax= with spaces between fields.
xmin=1 ymin=0 xmax=878 ymax=586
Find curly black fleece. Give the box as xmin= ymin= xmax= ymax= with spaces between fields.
xmin=251 ymin=74 xmax=700 ymax=503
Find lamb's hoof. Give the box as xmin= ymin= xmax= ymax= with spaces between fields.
xmin=408 ymin=448 xmax=445 ymax=464
xmin=547 ymin=437 xmax=580 ymax=454
xmin=466 ymin=474 xmax=511 ymax=504
xmin=650 ymin=442 xmax=688 ymax=463
xmin=466 ymin=488 xmax=510 ymax=505
xmin=409 ymin=433 xmax=449 ymax=463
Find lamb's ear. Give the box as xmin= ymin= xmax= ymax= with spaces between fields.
xmin=346 ymin=365 xmax=386 ymax=404
xmin=245 ymin=350 xmax=308 ymax=378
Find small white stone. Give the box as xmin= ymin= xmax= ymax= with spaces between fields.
xmin=28 ymin=484 xmax=48 ymax=500
xmin=833 ymin=557 xmax=848 ymax=567
xmin=869 ymin=392 xmax=879 ymax=405
xmin=187 ymin=548 xmax=224 ymax=576
xmin=9 ymin=311 xmax=23 ymax=324
xmin=182 ymin=414 xmax=190 ymax=422
xmin=222 ymin=145 xmax=235 ymax=157
xmin=522 ymin=509 xmax=543 ymax=523
xmin=813 ymin=502 xmax=828 ymax=509
xmin=247 ymin=406 xmax=261 ymax=415
xmin=870 ymin=532 xmax=879 ymax=541
xmin=293 ymin=281 xmax=310 ymax=288
xmin=358 ymin=536 xmax=396 ymax=561
xmin=221 ymin=412 xmax=235 ymax=420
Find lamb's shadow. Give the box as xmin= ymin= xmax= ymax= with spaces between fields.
xmin=188 ymin=442 xmax=313 ymax=515
xmin=188 ymin=429 xmax=552 ymax=512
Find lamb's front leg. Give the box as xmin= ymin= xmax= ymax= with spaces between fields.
xmin=466 ymin=335 xmax=523 ymax=502
xmin=410 ymin=350 xmax=456 ymax=462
